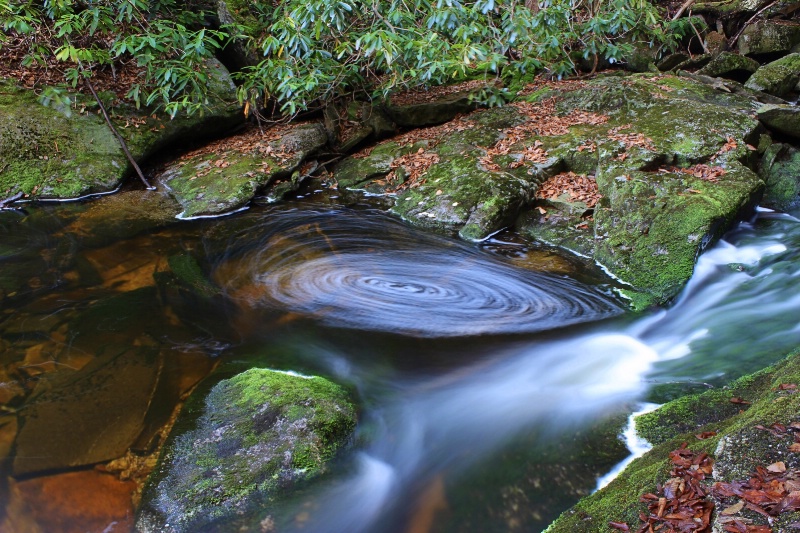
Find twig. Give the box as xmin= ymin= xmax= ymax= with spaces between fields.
xmin=728 ymin=0 xmax=778 ymax=50
xmin=673 ymin=0 xmax=695 ymax=20
xmin=82 ymin=76 xmax=155 ymax=190
xmin=688 ymin=13 xmax=710 ymax=54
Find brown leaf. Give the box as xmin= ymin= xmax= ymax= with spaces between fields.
xmin=696 ymin=431 xmax=718 ymax=440
xmin=721 ymin=500 xmax=746 ymax=515
xmin=730 ymin=397 xmax=751 ymax=405
xmin=608 ymin=521 xmax=630 ymax=531
xmin=778 ymin=383 xmax=797 ymax=390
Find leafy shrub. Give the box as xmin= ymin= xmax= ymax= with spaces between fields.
xmin=0 ymin=0 xmax=685 ymax=117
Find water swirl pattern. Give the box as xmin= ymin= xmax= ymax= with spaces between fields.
xmin=213 ymin=208 xmax=623 ymax=336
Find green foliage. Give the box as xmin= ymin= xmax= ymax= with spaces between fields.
xmin=1 ymin=0 xmax=684 ymax=117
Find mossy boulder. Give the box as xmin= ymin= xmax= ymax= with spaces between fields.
xmin=696 ymin=51 xmax=760 ymax=82
xmin=0 ymin=59 xmax=241 ymax=201
xmin=545 ymin=346 xmax=800 ymax=533
xmin=136 ymin=368 xmax=356 ymax=533
xmin=759 ymin=142 xmax=800 ymax=210
xmin=520 ymin=74 xmax=763 ymax=307
xmin=157 ymin=122 xmax=327 ymax=218
xmin=737 ymin=20 xmax=800 ymax=59
xmin=744 ymin=53 xmax=800 ymax=97
xmin=758 ymin=104 xmax=800 ymax=141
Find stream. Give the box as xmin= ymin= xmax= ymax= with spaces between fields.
xmin=1 ymin=190 xmax=799 ymax=532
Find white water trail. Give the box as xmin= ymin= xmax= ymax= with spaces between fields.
xmin=290 ymin=213 xmax=800 ymax=533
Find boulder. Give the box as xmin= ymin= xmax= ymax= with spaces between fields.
xmin=0 ymin=59 xmax=241 ymax=201
xmin=759 ymin=142 xmax=800 ymax=210
xmin=744 ymin=53 xmax=800 ymax=97
xmin=737 ymin=20 xmax=800 ymax=59
xmin=157 ymin=122 xmax=328 ymax=218
xmin=696 ymin=51 xmax=760 ymax=82
xmin=136 ymin=368 xmax=356 ymax=533
xmin=758 ymin=104 xmax=800 ymax=141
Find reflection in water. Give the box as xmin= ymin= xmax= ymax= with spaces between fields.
xmin=211 ymin=208 xmax=623 ymax=337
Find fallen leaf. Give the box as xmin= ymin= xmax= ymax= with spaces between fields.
xmin=721 ymin=500 xmax=745 ymax=515
xmin=767 ymin=462 xmax=787 ymax=473
xmin=730 ymin=397 xmax=751 ymax=405
xmin=608 ymin=521 xmax=630 ymax=531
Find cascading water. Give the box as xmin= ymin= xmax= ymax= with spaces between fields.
xmin=208 ymin=206 xmax=800 ymax=533
xmin=1 ymin=198 xmax=799 ymax=533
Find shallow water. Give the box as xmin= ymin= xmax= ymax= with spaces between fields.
xmin=1 ymin=195 xmax=799 ymax=532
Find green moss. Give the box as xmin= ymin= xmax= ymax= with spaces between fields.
xmin=547 ymin=347 xmax=800 ymax=533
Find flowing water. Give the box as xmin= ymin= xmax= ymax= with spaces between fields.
xmin=1 ymin=191 xmax=799 ymax=532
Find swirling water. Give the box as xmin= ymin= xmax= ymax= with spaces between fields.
xmin=0 ymin=197 xmax=799 ymax=532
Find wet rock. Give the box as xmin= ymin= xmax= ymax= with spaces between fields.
xmin=696 ymin=52 xmax=760 ymax=82
xmin=61 ymin=190 xmax=182 ymax=248
xmin=158 ymin=122 xmax=328 ymax=218
xmin=758 ymin=104 xmax=800 ymax=140
xmin=656 ymin=52 xmax=691 ymax=72
xmin=522 ymin=74 xmax=763 ymax=307
xmin=136 ymin=368 xmax=356 ymax=533
xmin=759 ymin=142 xmax=800 ymax=210
xmin=744 ymin=53 xmax=800 ymax=98
xmin=737 ymin=20 xmax=800 ymax=59
xmin=12 ymin=342 xmax=164 ymax=476
xmin=0 ymin=59 xmax=241 ymax=201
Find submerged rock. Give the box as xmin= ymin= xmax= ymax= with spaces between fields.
xmin=0 ymin=59 xmax=241 ymax=201
xmin=136 ymin=368 xmax=356 ymax=532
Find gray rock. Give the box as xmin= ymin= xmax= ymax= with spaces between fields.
xmin=744 ymin=53 xmax=800 ymax=98
xmin=737 ymin=20 xmax=800 ymax=58
xmin=697 ymin=52 xmax=760 ymax=81
xmin=758 ymin=104 xmax=800 ymax=140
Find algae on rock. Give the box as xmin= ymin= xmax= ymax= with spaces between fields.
xmin=136 ymin=368 xmax=356 ymax=533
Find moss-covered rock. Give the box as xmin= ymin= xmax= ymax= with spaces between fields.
xmin=696 ymin=51 xmax=760 ymax=82
xmin=158 ymin=122 xmax=327 ymax=218
xmin=545 ymin=346 xmax=800 ymax=533
xmin=737 ymin=20 xmax=800 ymax=58
xmin=0 ymin=59 xmax=241 ymax=201
xmin=744 ymin=53 xmax=800 ymax=97
xmin=136 ymin=368 xmax=356 ymax=533
xmin=758 ymin=104 xmax=800 ymax=141
xmin=522 ymin=74 xmax=763 ymax=307
xmin=759 ymin=142 xmax=800 ymax=210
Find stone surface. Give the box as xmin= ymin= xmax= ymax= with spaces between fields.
xmin=744 ymin=53 xmax=800 ymax=97
xmin=0 ymin=59 xmax=241 ymax=200
xmin=136 ymin=368 xmax=356 ymax=533
xmin=758 ymin=104 xmax=800 ymax=140
xmin=696 ymin=51 xmax=760 ymax=81
xmin=158 ymin=122 xmax=328 ymax=218
xmin=546 ymin=345 xmax=800 ymax=533
xmin=759 ymin=142 xmax=800 ymax=210
xmin=737 ymin=20 xmax=800 ymax=58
